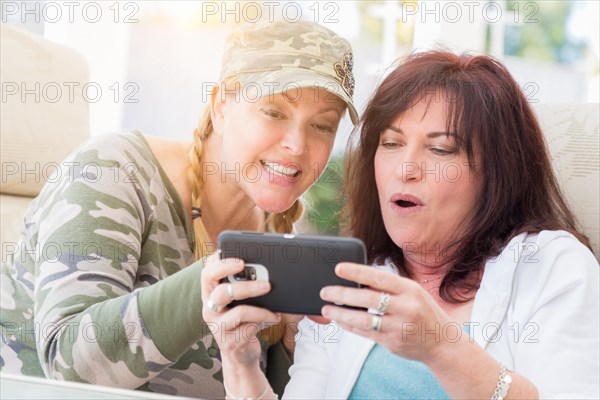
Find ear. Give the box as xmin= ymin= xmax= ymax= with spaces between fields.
xmin=210 ymin=85 xmax=226 ymax=136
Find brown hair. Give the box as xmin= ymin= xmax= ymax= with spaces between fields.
xmin=343 ymin=50 xmax=591 ymax=302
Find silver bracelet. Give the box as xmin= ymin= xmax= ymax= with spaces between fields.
xmin=224 ymin=382 xmax=277 ymax=400
xmin=491 ymin=364 xmax=512 ymax=400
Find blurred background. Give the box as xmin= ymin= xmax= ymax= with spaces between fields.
xmin=3 ymin=0 xmax=599 ymax=235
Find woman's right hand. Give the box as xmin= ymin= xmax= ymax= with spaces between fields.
xmin=200 ymin=253 xmax=281 ymax=368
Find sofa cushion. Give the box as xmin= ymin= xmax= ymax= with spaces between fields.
xmin=0 ymin=24 xmax=90 ymax=197
xmin=534 ymin=103 xmax=600 ymax=260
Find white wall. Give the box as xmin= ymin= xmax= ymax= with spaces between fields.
xmin=42 ymin=1 xmax=133 ymax=136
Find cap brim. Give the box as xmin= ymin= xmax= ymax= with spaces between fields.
xmin=235 ymin=69 xmax=358 ymax=125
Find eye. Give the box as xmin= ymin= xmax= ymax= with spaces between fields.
xmin=261 ymin=108 xmax=285 ymax=119
xmin=380 ymin=141 xmax=399 ymax=149
xmin=379 ymin=136 xmax=402 ymax=149
xmin=430 ymin=147 xmax=456 ymax=156
xmin=313 ymin=123 xmax=335 ymax=134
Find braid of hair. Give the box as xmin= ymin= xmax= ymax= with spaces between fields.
xmin=188 ymin=103 xmax=215 ymax=260
xmin=267 ymin=199 xmax=305 ymax=234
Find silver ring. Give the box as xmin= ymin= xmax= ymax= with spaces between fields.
xmin=226 ymin=283 xmax=235 ymax=302
xmin=376 ymin=292 xmax=391 ymax=315
xmin=206 ymin=297 xmax=223 ymax=313
xmin=371 ymin=315 xmax=382 ymax=331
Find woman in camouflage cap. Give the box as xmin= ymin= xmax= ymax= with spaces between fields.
xmin=0 ymin=19 xmax=357 ymax=398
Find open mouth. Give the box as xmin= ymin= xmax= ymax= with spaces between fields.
xmin=260 ymin=160 xmax=301 ymax=178
xmin=390 ymin=194 xmax=424 ymax=210
xmin=395 ymin=200 xmax=418 ymax=208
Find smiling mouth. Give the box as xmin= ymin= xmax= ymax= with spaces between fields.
xmin=260 ymin=160 xmax=301 ymax=178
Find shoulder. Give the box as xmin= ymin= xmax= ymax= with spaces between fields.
xmin=42 ymin=130 xmax=164 ymax=193
xmin=480 ymin=230 xmax=598 ymax=304
xmin=67 ymin=130 xmax=156 ymax=171
xmin=490 ymin=230 xmax=598 ymax=305
xmin=510 ymin=230 xmax=596 ymax=274
xmin=488 ymin=230 xmax=596 ymax=272
xmin=32 ymin=131 xmax=163 ymax=215
xmin=522 ymin=229 xmax=598 ymax=289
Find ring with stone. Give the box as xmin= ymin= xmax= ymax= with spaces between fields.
xmin=371 ymin=314 xmax=383 ymax=331
xmin=376 ymin=292 xmax=391 ymax=315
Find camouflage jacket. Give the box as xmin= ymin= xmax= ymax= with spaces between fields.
xmin=0 ymin=131 xmax=275 ymax=398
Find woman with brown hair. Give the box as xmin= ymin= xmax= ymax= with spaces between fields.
xmin=201 ymin=50 xmax=599 ymax=399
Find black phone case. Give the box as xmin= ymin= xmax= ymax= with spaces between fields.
xmin=218 ymin=230 xmax=367 ymax=315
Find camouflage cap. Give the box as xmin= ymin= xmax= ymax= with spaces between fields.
xmin=220 ymin=19 xmax=358 ymax=125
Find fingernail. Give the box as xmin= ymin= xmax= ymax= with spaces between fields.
xmin=320 ymin=288 xmax=328 ymax=298
xmin=259 ymin=322 xmax=273 ymax=330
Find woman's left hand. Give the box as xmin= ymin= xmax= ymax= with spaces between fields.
xmin=319 ymin=262 xmax=454 ymax=364
xmin=201 ymin=253 xmax=280 ymax=368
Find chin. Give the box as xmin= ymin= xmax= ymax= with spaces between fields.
xmin=255 ymin=196 xmax=296 ymax=214
xmin=388 ymin=228 xmax=420 ymax=250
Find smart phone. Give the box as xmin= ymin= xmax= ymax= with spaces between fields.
xmin=218 ymin=230 xmax=367 ymax=315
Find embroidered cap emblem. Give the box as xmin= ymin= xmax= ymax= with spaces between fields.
xmin=334 ymin=52 xmax=355 ymax=98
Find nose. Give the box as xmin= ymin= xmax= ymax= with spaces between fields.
xmin=395 ymin=147 xmax=422 ymax=183
xmin=280 ymin=124 xmax=307 ymax=156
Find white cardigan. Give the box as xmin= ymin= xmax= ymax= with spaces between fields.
xmin=284 ymin=231 xmax=600 ymax=399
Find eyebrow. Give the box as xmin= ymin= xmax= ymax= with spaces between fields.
xmin=317 ymin=107 xmax=343 ymax=117
xmin=269 ymin=96 xmax=343 ymax=117
xmin=386 ymin=126 xmax=457 ymax=138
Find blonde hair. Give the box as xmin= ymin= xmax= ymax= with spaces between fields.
xmin=187 ymin=79 xmax=305 ymax=343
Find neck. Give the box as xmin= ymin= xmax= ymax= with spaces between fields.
xmin=396 ymin=256 xmax=449 ymax=310
xmin=402 ymin=254 xmax=449 ymax=283
xmin=401 ymin=252 xmax=482 ymax=310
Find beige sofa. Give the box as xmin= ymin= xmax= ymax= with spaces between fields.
xmin=0 ymin=24 xmax=598 ymax=262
